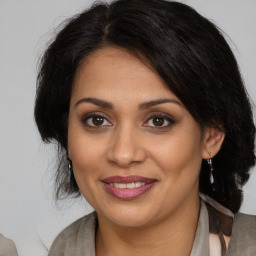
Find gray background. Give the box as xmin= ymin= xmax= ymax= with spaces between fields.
xmin=0 ymin=0 xmax=255 ymax=255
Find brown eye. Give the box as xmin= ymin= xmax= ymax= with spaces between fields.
xmin=152 ymin=117 xmax=164 ymax=126
xmin=143 ymin=114 xmax=175 ymax=128
xmin=92 ymin=116 xmax=104 ymax=126
xmin=83 ymin=114 xmax=112 ymax=127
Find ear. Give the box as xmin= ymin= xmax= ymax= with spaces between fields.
xmin=202 ymin=126 xmax=225 ymax=159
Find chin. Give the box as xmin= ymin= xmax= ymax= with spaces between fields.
xmin=96 ymin=203 xmax=160 ymax=228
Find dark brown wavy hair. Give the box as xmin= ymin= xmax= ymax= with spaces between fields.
xmin=34 ymin=0 xmax=255 ymax=213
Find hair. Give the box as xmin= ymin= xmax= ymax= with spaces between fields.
xmin=34 ymin=0 xmax=255 ymax=213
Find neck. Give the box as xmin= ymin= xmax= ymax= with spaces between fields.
xmin=95 ymin=196 xmax=200 ymax=256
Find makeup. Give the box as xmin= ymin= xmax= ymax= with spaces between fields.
xmin=102 ymin=176 xmax=157 ymax=200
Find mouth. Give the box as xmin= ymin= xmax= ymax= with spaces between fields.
xmin=101 ymin=175 xmax=157 ymax=200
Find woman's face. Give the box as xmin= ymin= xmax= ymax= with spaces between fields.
xmin=68 ymin=47 xmax=211 ymax=228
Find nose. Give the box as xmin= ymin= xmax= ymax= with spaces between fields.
xmin=106 ymin=126 xmax=147 ymax=168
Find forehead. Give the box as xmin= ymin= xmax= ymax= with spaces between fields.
xmin=71 ymin=47 xmax=180 ymax=103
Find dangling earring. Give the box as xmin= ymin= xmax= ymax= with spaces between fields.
xmin=207 ymin=152 xmax=214 ymax=185
xmin=68 ymin=159 xmax=73 ymax=172
xmin=67 ymin=153 xmax=73 ymax=173
xmin=67 ymin=153 xmax=77 ymax=187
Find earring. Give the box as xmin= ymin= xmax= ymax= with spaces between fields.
xmin=207 ymin=154 xmax=214 ymax=185
xmin=67 ymin=153 xmax=73 ymax=172
xmin=207 ymin=157 xmax=214 ymax=184
xmin=68 ymin=159 xmax=73 ymax=172
xmin=207 ymin=158 xmax=214 ymax=184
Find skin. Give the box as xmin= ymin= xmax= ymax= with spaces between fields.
xmin=68 ymin=47 xmax=225 ymax=256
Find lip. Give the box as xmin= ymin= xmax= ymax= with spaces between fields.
xmin=102 ymin=175 xmax=157 ymax=200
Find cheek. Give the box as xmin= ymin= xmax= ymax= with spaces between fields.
xmin=149 ymin=129 xmax=203 ymax=180
xmin=68 ymin=124 xmax=105 ymax=182
xmin=71 ymin=143 xmax=103 ymax=178
xmin=68 ymin=132 xmax=107 ymax=206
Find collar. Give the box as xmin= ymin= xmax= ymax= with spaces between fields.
xmin=76 ymin=197 xmax=233 ymax=256
xmin=190 ymin=199 xmax=210 ymax=256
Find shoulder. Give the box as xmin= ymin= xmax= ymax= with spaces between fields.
xmin=0 ymin=234 xmax=18 ymax=256
xmin=234 ymin=212 xmax=256 ymax=225
xmin=228 ymin=212 xmax=256 ymax=255
xmin=48 ymin=212 xmax=97 ymax=256
xmin=233 ymin=212 xmax=256 ymax=238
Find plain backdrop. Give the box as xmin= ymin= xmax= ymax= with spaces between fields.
xmin=0 ymin=0 xmax=255 ymax=255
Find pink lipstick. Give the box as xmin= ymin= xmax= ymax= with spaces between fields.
xmin=102 ymin=175 xmax=157 ymax=200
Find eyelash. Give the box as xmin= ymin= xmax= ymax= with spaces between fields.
xmin=81 ymin=112 xmax=175 ymax=129
xmin=143 ymin=113 xmax=175 ymax=129
xmin=81 ymin=112 xmax=112 ymax=128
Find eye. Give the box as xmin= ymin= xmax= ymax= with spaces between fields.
xmin=143 ymin=114 xmax=174 ymax=128
xmin=82 ymin=114 xmax=112 ymax=127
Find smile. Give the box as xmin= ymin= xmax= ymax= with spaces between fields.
xmin=109 ymin=182 xmax=146 ymax=188
xmin=102 ymin=176 xmax=157 ymax=200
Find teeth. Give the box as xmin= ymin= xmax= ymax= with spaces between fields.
xmin=135 ymin=182 xmax=145 ymax=187
xmin=114 ymin=183 xmax=126 ymax=188
xmin=127 ymin=182 xmax=135 ymax=189
xmin=111 ymin=182 xmax=146 ymax=189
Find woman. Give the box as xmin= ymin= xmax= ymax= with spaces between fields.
xmin=34 ymin=0 xmax=256 ymax=255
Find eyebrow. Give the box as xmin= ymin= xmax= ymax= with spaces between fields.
xmin=74 ymin=97 xmax=181 ymax=110
xmin=74 ymin=97 xmax=113 ymax=109
xmin=138 ymin=98 xmax=181 ymax=110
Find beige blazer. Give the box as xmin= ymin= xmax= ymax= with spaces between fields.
xmin=0 ymin=234 xmax=18 ymax=256
xmin=48 ymin=197 xmax=256 ymax=256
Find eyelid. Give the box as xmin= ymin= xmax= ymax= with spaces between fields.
xmin=143 ymin=112 xmax=175 ymax=128
xmin=81 ymin=111 xmax=112 ymax=127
